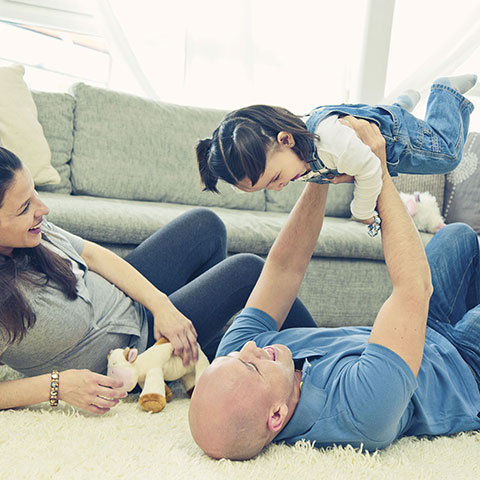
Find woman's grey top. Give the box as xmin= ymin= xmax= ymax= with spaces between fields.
xmin=0 ymin=220 xmax=148 ymax=376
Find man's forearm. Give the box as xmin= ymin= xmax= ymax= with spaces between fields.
xmin=246 ymin=182 xmax=329 ymax=328
xmin=376 ymin=172 xmax=431 ymax=290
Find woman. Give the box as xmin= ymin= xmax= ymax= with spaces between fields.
xmin=0 ymin=147 xmax=316 ymax=414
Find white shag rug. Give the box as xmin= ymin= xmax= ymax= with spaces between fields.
xmin=0 ymin=366 xmax=479 ymax=480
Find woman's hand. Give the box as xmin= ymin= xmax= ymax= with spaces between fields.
xmin=152 ymin=299 xmax=199 ymax=366
xmin=59 ymin=369 xmax=127 ymax=414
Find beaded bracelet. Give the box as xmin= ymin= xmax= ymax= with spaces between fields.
xmin=367 ymin=213 xmax=382 ymax=238
xmin=50 ymin=370 xmax=59 ymax=407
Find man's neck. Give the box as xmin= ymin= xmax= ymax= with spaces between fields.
xmin=284 ymin=369 xmax=303 ymax=424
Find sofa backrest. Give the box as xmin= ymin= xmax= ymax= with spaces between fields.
xmin=33 ymin=83 xmax=446 ymax=217
xmin=32 ymin=91 xmax=75 ymax=194
xmin=69 ymin=83 xmax=266 ymax=211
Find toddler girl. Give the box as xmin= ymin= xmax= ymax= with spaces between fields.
xmin=197 ymin=75 xmax=476 ymax=235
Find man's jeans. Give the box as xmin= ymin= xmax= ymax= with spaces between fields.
xmin=426 ymin=223 xmax=480 ymax=387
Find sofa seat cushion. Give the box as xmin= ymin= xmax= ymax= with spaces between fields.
xmin=70 ymin=83 xmax=265 ymax=211
xmin=39 ymin=193 xmax=434 ymax=261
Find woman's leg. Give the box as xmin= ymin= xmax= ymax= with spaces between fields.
xmin=125 ymin=207 xmax=316 ymax=360
xmin=167 ymin=252 xmax=316 ymax=361
xmin=125 ymin=208 xmax=227 ymax=294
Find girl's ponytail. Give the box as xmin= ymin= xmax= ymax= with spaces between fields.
xmin=196 ymin=138 xmax=220 ymax=193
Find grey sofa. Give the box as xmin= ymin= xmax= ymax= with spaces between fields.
xmin=33 ymin=83 xmax=456 ymax=328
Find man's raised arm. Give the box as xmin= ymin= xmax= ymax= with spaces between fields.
xmin=246 ymin=182 xmax=329 ymax=330
xmin=343 ymin=118 xmax=433 ymax=377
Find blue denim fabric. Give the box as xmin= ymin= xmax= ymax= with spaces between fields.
xmin=425 ymin=223 xmax=480 ymax=388
xmin=305 ymin=84 xmax=474 ymax=179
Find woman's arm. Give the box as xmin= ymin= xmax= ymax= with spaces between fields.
xmin=0 ymin=369 xmax=126 ymax=414
xmin=80 ymin=241 xmax=198 ymax=365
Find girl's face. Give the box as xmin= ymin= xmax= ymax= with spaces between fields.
xmin=0 ymin=167 xmax=50 ymax=256
xmin=235 ymin=132 xmax=310 ymax=192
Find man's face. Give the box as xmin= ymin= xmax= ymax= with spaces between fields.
xmin=189 ymin=341 xmax=299 ymax=459
xmin=213 ymin=341 xmax=296 ymax=401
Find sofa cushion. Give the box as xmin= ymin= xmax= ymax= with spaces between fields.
xmin=40 ymin=192 xmax=434 ymax=261
xmin=265 ymin=172 xmax=445 ymax=218
xmin=265 ymin=181 xmax=354 ymax=217
xmin=70 ymin=83 xmax=265 ymax=211
xmin=443 ymin=132 xmax=480 ymax=232
xmin=32 ymin=91 xmax=75 ymax=194
xmin=0 ymin=64 xmax=60 ymax=185
xmin=392 ymin=173 xmax=445 ymax=212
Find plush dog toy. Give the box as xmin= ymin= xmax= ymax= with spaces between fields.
xmin=107 ymin=338 xmax=209 ymax=413
xmin=399 ymin=191 xmax=445 ymax=234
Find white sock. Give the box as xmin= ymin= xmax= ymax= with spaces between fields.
xmin=434 ymin=74 xmax=478 ymax=94
xmin=395 ymin=89 xmax=421 ymax=112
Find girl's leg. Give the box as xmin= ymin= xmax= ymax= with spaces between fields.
xmin=393 ymin=84 xmax=474 ymax=175
xmin=125 ymin=208 xmax=227 ymax=294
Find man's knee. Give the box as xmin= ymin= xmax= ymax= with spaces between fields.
xmin=437 ymin=223 xmax=478 ymax=252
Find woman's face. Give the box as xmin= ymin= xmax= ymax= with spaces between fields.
xmin=0 ymin=167 xmax=49 ymax=256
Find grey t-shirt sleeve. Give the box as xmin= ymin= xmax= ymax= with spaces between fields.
xmin=42 ymin=220 xmax=84 ymax=255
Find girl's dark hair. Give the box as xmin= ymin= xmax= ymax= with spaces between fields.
xmin=0 ymin=147 xmax=78 ymax=345
xmin=196 ymin=105 xmax=318 ymax=193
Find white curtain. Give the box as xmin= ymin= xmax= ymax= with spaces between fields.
xmin=94 ymin=0 xmax=366 ymax=113
xmin=385 ymin=0 xmax=480 ymax=103
xmin=95 ymin=0 xmax=480 ymax=125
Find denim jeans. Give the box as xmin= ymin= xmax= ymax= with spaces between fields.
xmin=305 ymin=84 xmax=474 ymax=178
xmin=426 ymin=223 xmax=480 ymax=387
xmin=124 ymin=207 xmax=316 ymax=361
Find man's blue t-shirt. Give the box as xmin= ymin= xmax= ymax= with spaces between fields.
xmin=216 ymin=308 xmax=480 ymax=451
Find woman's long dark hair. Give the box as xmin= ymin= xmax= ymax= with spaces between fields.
xmin=196 ymin=105 xmax=318 ymax=193
xmin=0 ymin=147 xmax=78 ymax=345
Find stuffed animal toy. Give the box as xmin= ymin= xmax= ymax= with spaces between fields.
xmin=107 ymin=338 xmax=209 ymax=413
xmin=399 ymin=191 xmax=446 ymax=234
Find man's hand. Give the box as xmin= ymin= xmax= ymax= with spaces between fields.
xmin=339 ymin=116 xmax=386 ymax=167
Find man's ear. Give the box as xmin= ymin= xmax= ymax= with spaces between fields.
xmin=267 ymin=404 xmax=289 ymax=432
xmin=276 ymin=131 xmax=295 ymax=148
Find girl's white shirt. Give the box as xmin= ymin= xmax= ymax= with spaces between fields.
xmin=312 ymin=115 xmax=383 ymax=220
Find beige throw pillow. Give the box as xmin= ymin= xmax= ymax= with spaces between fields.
xmin=0 ymin=64 xmax=60 ymax=185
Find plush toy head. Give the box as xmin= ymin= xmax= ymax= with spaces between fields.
xmin=107 ymin=338 xmax=210 ymax=413
xmin=399 ymin=191 xmax=445 ymax=234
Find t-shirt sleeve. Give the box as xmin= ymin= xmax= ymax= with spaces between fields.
xmin=338 ymin=342 xmax=417 ymax=444
xmin=44 ymin=220 xmax=84 ymax=255
xmin=216 ymin=307 xmax=277 ymax=357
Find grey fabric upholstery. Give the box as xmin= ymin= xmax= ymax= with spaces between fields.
xmin=33 ymin=84 xmax=451 ymax=328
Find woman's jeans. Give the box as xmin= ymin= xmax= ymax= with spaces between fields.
xmin=426 ymin=223 xmax=480 ymax=387
xmin=125 ymin=208 xmax=316 ymax=361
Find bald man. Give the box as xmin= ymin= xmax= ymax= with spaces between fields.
xmin=189 ymin=119 xmax=480 ymax=460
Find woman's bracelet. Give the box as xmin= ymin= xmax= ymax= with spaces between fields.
xmin=50 ymin=370 xmax=59 ymax=407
